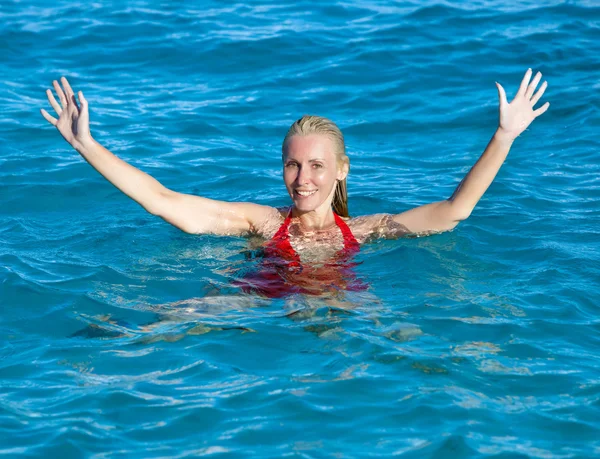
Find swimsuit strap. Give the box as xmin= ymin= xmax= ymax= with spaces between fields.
xmin=266 ymin=208 xmax=300 ymax=263
xmin=333 ymin=213 xmax=360 ymax=255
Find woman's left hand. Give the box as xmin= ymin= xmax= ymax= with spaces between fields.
xmin=495 ymin=68 xmax=549 ymax=141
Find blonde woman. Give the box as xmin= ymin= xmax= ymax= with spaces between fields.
xmin=41 ymin=70 xmax=548 ymax=296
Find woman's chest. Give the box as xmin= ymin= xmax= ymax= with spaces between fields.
xmin=286 ymin=223 xmax=345 ymax=261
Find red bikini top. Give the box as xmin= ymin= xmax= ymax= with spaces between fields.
xmin=264 ymin=208 xmax=360 ymax=265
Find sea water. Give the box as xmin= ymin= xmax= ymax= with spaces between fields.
xmin=1 ymin=0 xmax=599 ymax=457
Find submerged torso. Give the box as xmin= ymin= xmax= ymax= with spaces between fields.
xmin=265 ymin=208 xmax=359 ymax=263
xmin=238 ymin=208 xmax=365 ymax=297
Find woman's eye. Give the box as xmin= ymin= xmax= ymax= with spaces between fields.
xmin=312 ymin=163 xmax=323 ymax=169
xmin=285 ymin=163 xmax=298 ymax=168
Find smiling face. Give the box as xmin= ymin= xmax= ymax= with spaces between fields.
xmin=283 ymin=134 xmax=348 ymax=215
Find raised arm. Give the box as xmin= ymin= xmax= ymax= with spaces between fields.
xmin=355 ymin=69 xmax=549 ymax=239
xmin=41 ymin=77 xmax=278 ymax=236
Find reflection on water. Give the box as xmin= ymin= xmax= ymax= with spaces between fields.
xmin=73 ymin=248 xmax=428 ymax=356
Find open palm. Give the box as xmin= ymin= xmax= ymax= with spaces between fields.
xmin=41 ymin=77 xmax=91 ymax=148
xmin=496 ymin=69 xmax=549 ymax=140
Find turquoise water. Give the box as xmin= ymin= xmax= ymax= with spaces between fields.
xmin=2 ymin=0 xmax=600 ymax=457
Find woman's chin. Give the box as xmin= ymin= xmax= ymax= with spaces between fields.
xmin=293 ymin=198 xmax=329 ymax=214
xmin=293 ymin=202 xmax=313 ymax=213
xmin=292 ymin=197 xmax=316 ymax=212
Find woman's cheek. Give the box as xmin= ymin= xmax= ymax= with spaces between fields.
xmin=283 ymin=170 xmax=295 ymax=185
xmin=314 ymin=170 xmax=328 ymax=182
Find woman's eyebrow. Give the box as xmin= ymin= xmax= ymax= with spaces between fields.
xmin=284 ymin=157 xmax=326 ymax=163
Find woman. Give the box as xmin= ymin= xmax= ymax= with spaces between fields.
xmin=41 ymin=70 xmax=549 ymax=290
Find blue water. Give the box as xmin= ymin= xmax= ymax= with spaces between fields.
xmin=2 ymin=0 xmax=600 ymax=457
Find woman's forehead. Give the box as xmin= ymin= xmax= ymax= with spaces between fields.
xmin=283 ymin=135 xmax=337 ymax=160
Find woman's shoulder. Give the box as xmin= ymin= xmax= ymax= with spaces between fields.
xmin=248 ymin=205 xmax=287 ymax=239
xmin=346 ymin=214 xmax=379 ymax=243
xmin=347 ymin=213 xmax=412 ymax=242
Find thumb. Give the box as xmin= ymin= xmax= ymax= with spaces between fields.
xmin=77 ymin=91 xmax=91 ymax=136
xmin=78 ymin=91 xmax=87 ymax=110
xmin=495 ymin=82 xmax=508 ymax=108
xmin=78 ymin=91 xmax=90 ymax=125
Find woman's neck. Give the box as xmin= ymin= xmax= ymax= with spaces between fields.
xmin=292 ymin=206 xmax=336 ymax=231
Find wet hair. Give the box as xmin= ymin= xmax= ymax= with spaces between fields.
xmin=282 ymin=115 xmax=350 ymax=218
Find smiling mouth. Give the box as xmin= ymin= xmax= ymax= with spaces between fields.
xmin=295 ymin=189 xmax=317 ymax=197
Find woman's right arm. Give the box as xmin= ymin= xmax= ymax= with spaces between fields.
xmin=41 ymin=77 xmax=279 ymax=236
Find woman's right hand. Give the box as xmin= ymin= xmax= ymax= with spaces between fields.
xmin=41 ymin=77 xmax=92 ymax=149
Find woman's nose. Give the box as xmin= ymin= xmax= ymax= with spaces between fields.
xmin=296 ymin=166 xmax=310 ymax=184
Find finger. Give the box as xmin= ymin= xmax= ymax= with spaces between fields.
xmin=534 ymin=102 xmax=550 ymax=117
xmin=516 ymin=68 xmax=532 ymax=99
xmin=530 ymin=81 xmax=547 ymax=106
xmin=495 ymin=82 xmax=508 ymax=107
xmin=40 ymin=108 xmax=57 ymax=126
xmin=78 ymin=91 xmax=91 ymax=135
xmin=78 ymin=90 xmax=89 ymax=119
xmin=525 ymin=71 xmax=542 ymax=100
xmin=70 ymin=93 xmax=80 ymax=111
xmin=61 ymin=76 xmax=79 ymax=110
xmin=46 ymin=89 xmax=62 ymax=114
xmin=78 ymin=90 xmax=87 ymax=109
xmin=53 ymin=80 xmax=67 ymax=108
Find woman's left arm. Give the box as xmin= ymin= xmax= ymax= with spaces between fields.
xmin=391 ymin=68 xmax=550 ymax=235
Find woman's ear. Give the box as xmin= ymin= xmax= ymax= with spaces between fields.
xmin=337 ymin=161 xmax=349 ymax=181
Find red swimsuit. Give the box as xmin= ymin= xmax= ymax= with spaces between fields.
xmin=238 ymin=209 xmax=365 ymax=298
xmin=264 ymin=209 xmax=360 ymax=265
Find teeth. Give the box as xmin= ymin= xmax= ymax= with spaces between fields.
xmin=297 ymin=190 xmax=316 ymax=197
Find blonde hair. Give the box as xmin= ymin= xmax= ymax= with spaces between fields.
xmin=282 ymin=115 xmax=350 ymax=218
